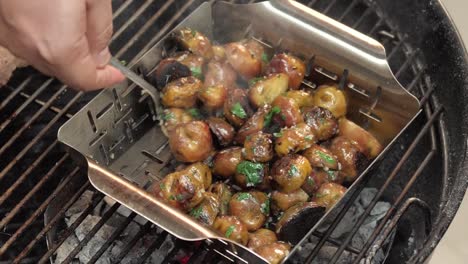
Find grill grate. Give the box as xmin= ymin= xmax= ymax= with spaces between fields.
xmin=0 ymin=0 xmax=445 ymax=263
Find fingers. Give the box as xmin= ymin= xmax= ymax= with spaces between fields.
xmin=86 ymin=0 xmax=113 ymax=67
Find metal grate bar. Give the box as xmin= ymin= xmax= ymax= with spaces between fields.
xmin=337 ymin=0 xmax=359 ymax=21
xmin=15 ymin=90 xmax=74 ymax=119
xmin=395 ymin=49 xmax=421 ymax=78
xmin=111 ymin=0 xmax=155 ymax=41
xmin=13 ymin=181 xmax=91 ymax=263
xmin=135 ymin=231 xmax=169 ymax=264
xmin=112 ymin=221 xmax=152 ymax=263
xmin=351 ymin=6 xmax=373 ymax=29
xmin=323 ymin=0 xmax=339 ymax=15
xmin=0 ymin=77 xmax=32 ymax=112
xmin=113 ymin=0 xmax=136 ymax=19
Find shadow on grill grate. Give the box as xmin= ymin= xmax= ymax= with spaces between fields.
xmin=0 ymin=0 xmax=447 ymax=264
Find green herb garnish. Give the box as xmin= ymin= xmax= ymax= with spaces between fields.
xmin=169 ymin=195 xmax=176 ymax=200
xmin=305 ymin=135 xmax=313 ymax=141
xmin=190 ymin=206 xmax=203 ymax=218
xmin=327 ymin=170 xmax=338 ymax=181
xmin=264 ymin=106 xmax=281 ymax=127
xmin=190 ymin=66 xmax=203 ymax=79
xmin=225 ymin=225 xmax=236 ymax=238
xmin=190 ymin=29 xmax=197 ymax=37
xmin=261 ymin=52 xmax=269 ymax=64
xmin=176 ymin=194 xmax=184 ymax=201
xmin=159 ymin=183 xmax=166 ymax=190
xmin=249 ymin=77 xmax=265 ymax=86
xmin=236 ymin=161 xmax=263 ymax=187
xmin=237 ymin=192 xmax=251 ymax=201
xmin=288 ymin=164 xmax=299 ymax=177
xmin=260 ymin=198 xmax=270 ymax=215
xmin=231 ymin=102 xmax=247 ymax=119
xmin=316 ymin=150 xmax=336 ymax=165
xmin=120 ymin=60 xmax=127 ymax=66
xmin=162 ymin=112 xmax=175 ymax=121
xmin=273 ymin=131 xmax=283 ymax=138
xmin=281 ymin=113 xmax=287 ymax=120
xmin=307 ymin=177 xmax=315 ymax=186
xmin=187 ymin=108 xmax=202 ymax=119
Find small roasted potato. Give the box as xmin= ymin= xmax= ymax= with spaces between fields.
xmin=212 ymin=45 xmax=226 ymax=61
xmin=274 ymin=123 xmax=315 ymax=156
xmin=255 ymin=242 xmax=291 ymax=264
xmin=169 ymin=121 xmax=213 ymax=162
xmin=225 ymin=42 xmax=262 ymax=80
xmin=206 ymin=117 xmax=235 ymax=147
xmin=271 ymin=188 xmax=309 ymax=213
xmin=234 ymin=105 xmax=270 ymax=145
xmin=272 ymin=95 xmax=304 ymax=127
xmin=313 ymin=182 xmax=347 ymax=210
xmin=243 ymin=131 xmax=274 ymax=163
xmin=209 ymin=182 xmax=233 ymax=215
xmin=160 ymin=108 xmax=193 ymax=136
xmin=156 ymin=169 xmax=205 ymax=211
xmin=198 ymin=85 xmax=228 ymax=110
xmin=267 ymin=53 xmax=306 ymax=90
xmin=175 ymin=28 xmax=213 ymax=59
xmin=151 ymin=58 xmax=191 ymax=88
xmin=161 ymin=77 xmax=203 ymax=108
xmin=224 ymin=88 xmax=254 ymax=127
xmin=213 ymin=216 xmax=249 ymax=245
xmin=338 ymin=118 xmax=383 ymax=159
xmin=248 ymin=73 xmax=289 ymax=108
xmin=204 ymin=61 xmax=237 ymax=89
xmin=313 ymin=84 xmax=347 ymax=118
xmin=185 ymin=162 xmax=212 ymax=190
xmin=303 ymin=106 xmax=339 ymax=141
xmin=212 ymin=147 xmax=243 ymax=179
xmin=271 ymin=155 xmax=312 ymax=193
xmin=189 ymin=192 xmax=220 ymax=226
xmin=302 ymin=145 xmax=339 ymax=170
xmin=285 ymin=90 xmax=314 ymax=108
xmin=229 ymin=191 xmax=269 ymax=231
xmin=173 ymin=52 xmax=205 ymax=73
xmin=248 ymin=229 xmax=278 ymax=251
xmin=330 ymin=136 xmax=368 ymax=182
xmin=301 ymin=169 xmax=330 ymax=195
xmin=234 ymin=161 xmax=270 ymax=189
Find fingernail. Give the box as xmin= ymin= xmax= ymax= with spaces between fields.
xmin=96 ymin=48 xmax=111 ymax=67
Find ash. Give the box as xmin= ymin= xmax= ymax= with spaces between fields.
xmin=291 ymin=188 xmax=391 ymax=264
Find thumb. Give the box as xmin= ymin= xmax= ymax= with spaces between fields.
xmin=86 ymin=0 xmax=113 ymax=67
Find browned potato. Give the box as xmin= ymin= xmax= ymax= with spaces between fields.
xmin=198 ymin=84 xmax=227 ymax=110
xmin=209 ymin=182 xmax=233 ymax=215
xmin=271 ymin=155 xmax=312 ymax=193
xmin=302 ymin=144 xmax=339 ymax=170
xmin=272 ymin=95 xmax=304 ymax=127
xmin=224 ymin=88 xmax=254 ymax=127
xmin=248 ymin=73 xmax=289 ymax=108
xmin=213 ymin=216 xmax=249 ymax=245
xmin=212 ymin=147 xmax=243 ymax=179
xmin=313 ymin=182 xmax=347 ymax=210
xmin=185 ymin=162 xmax=212 ymax=190
xmin=151 ymin=58 xmax=191 ymax=88
xmin=274 ymin=123 xmax=315 ymax=156
xmin=338 ymin=118 xmax=383 ymax=159
xmin=271 ymin=188 xmax=309 ymax=213
xmin=285 ymin=90 xmax=314 ymax=108
xmin=206 ymin=117 xmax=235 ymax=147
xmin=169 ymin=121 xmax=213 ymax=162
xmin=212 ymin=45 xmax=226 ymax=61
xmin=330 ymin=136 xmax=367 ymax=182
xmin=267 ymin=53 xmax=306 ymax=90
xmin=160 ymin=108 xmax=193 ymax=136
xmin=204 ymin=61 xmax=237 ymax=89
xmin=189 ymin=192 xmax=220 ymax=226
xmin=234 ymin=161 xmax=270 ymax=189
xmin=161 ymin=77 xmax=202 ymax=108
xmin=243 ymin=131 xmax=274 ymax=163
xmin=175 ymin=28 xmax=213 ymax=59
xmin=313 ymin=84 xmax=347 ymax=118
xmin=229 ymin=191 xmax=269 ymax=231
xmin=173 ymin=52 xmax=205 ymax=72
xmin=156 ymin=168 xmax=205 ymax=211
xmin=248 ymin=229 xmax=278 ymax=250
xmin=301 ymin=169 xmax=330 ymax=195
xmin=303 ymin=106 xmax=339 ymax=141
xmin=234 ymin=104 xmax=270 ymax=145
xmin=225 ymin=42 xmax=262 ymax=80
xmin=255 ymin=242 xmax=291 ymax=264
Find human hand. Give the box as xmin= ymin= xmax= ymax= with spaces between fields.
xmin=0 ymin=0 xmax=125 ymax=91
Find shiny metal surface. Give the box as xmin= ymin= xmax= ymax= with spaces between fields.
xmin=57 ymin=1 xmax=421 ymax=263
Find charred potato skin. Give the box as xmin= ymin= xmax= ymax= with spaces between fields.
xmin=213 ymin=216 xmax=249 ymax=245
xmin=303 ymin=106 xmax=339 ymax=141
xmin=313 ymin=84 xmax=347 ymax=118
xmin=151 ymin=58 xmax=191 ymax=89
xmin=161 ymin=108 xmax=193 ymax=136
xmin=313 ymin=182 xmax=347 ymax=210
xmin=169 ymin=121 xmax=213 ymax=163
xmin=176 ymin=28 xmax=213 ymax=59
xmin=225 ymin=42 xmax=262 ymax=80
xmin=190 ymin=192 xmax=220 ymax=226
xmin=229 ymin=191 xmax=269 ymax=231
xmin=212 ymin=147 xmax=243 ymax=179
xmin=272 ymin=96 xmax=304 ymax=127
xmin=274 ymin=123 xmax=315 ymax=157
xmin=272 ymin=155 xmax=312 ymax=193
xmin=330 ymin=136 xmax=368 ymax=182
xmin=209 ymin=182 xmax=233 ymax=216
xmin=248 ymin=73 xmax=289 ymax=109
xmin=161 ymin=77 xmax=203 ymax=108
xmin=234 ymin=104 xmax=270 ymax=145
xmin=255 ymin=242 xmax=291 ymax=264
xmin=248 ymin=228 xmax=278 ymax=251
xmin=206 ymin=117 xmax=235 ymax=147
xmin=267 ymin=53 xmax=306 ymax=90
xmin=224 ymin=88 xmax=254 ymax=128
xmin=271 ymin=188 xmax=309 ymax=213
xmin=302 ymin=144 xmax=339 ymax=170
xmin=243 ymin=131 xmax=274 ymax=163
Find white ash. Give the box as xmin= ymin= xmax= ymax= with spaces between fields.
xmin=291 ymin=188 xmax=391 ymax=264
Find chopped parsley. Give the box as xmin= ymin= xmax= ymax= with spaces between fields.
xmin=187 ymin=108 xmax=202 ymax=119
xmin=261 ymin=52 xmax=269 ymax=64
xmin=162 ymin=112 xmax=175 ymax=121
xmin=190 ymin=66 xmax=203 ymax=79
xmin=169 ymin=195 xmax=176 ymax=200
xmin=307 ymin=177 xmax=315 ymax=186
xmin=281 ymin=113 xmax=287 ymax=120
xmin=273 ymin=131 xmax=283 ymax=138
xmin=236 ymin=161 xmax=263 ymax=186
xmin=176 ymin=194 xmax=184 ymax=201
xmin=236 ymin=192 xmax=251 ymax=201
xmin=327 ymin=170 xmax=338 ymax=181
xmin=225 ymin=225 xmax=236 ymax=238
xmin=264 ymin=106 xmax=281 ymax=127
xmin=249 ymin=77 xmax=265 ymax=86
xmin=288 ymin=164 xmax=300 ymax=177
xmin=305 ymin=135 xmax=313 ymax=141
xmin=316 ymin=150 xmax=336 ymax=164
xmin=190 ymin=29 xmax=197 ymax=37
xmin=190 ymin=206 xmax=203 ymax=218
xmin=159 ymin=183 xmax=166 ymax=190
xmin=120 ymin=60 xmax=127 ymax=66
xmin=231 ymin=102 xmax=247 ymax=119
xmin=260 ymin=198 xmax=270 ymax=215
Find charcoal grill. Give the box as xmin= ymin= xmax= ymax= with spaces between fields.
xmin=0 ymin=0 xmax=466 ymax=263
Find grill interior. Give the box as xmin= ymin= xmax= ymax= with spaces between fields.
xmin=0 ymin=0 xmax=451 ymax=263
